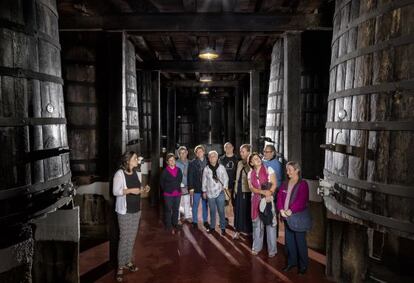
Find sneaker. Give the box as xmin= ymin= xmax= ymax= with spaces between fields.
xmin=232 ymin=232 xmax=240 ymax=240
xmin=221 ymin=229 xmax=226 ymax=236
xmin=268 ymin=253 xmax=276 ymax=258
xmin=251 ymin=250 xmax=258 ymax=256
xmin=203 ymin=222 xmax=210 ymax=229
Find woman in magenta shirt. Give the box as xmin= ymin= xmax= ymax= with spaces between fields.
xmin=277 ymin=161 xmax=309 ymax=275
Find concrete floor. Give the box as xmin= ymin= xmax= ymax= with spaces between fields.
xmin=80 ymin=199 xmax=332 ymax=283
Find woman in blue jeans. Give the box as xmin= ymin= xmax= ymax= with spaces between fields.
xmin=202 ymin=151 xmax=229 ymax=235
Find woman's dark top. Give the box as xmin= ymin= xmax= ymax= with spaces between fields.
xmin=124 ymin=171 xmax=141 ymax=213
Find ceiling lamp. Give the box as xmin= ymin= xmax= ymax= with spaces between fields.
xmin=198 ymin=47 xmax=219 ymax=60
xmin=200 ymin=75 xmax=213 ymax=82
xmin=200 ymin=88 xmax=209 ymax=95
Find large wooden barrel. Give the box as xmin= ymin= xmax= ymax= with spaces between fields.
xmin=265 ymin=39 xmax=284 ymax=156
xmin=177 ymin=115 xmax=194 ymax=147
xmin=61 ymin=34 xmax=102 ymax=182
xmin=197 ymin=98 xmax=223 ymax=145
xmin=137 ymin=71 xmax=152 ymax=158
xmin=125 ymin=39 xmax=140 ymax=153
xmin=0 ymin=0 xmax=72 ymax=281
xmin=322 ymin=0 xmax=414 ymax=281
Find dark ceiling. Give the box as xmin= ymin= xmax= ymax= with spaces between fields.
xmin=58 ymin=0 xmax=333 ymax=90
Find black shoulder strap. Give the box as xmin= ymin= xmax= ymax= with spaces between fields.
xmin=288 ymin=179 xmax=302 ymax=207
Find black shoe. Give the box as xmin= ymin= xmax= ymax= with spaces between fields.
xmin=221 ymin=229 xmax=226 ymax=236
xmin=192 ymin=223 xmax=198 ymax=229
xmin=298 ymin=268 xmax=307 ymax=275
xmin=282 ymin=265 xmax=296 ymax=272
xmin=206 ymin=227 xmax=213 ymax=233
xmin=174 ymin=224 xmax=182 ymax=230
xmin=203 ymin=222 xmax=209 ymax=229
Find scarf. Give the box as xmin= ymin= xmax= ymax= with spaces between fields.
xmin=166 ymin=165 xmax=178 ymax=177
xmin=251 ymin=165 xmax=269 ymax=220
xmin=208 ymin=162 xmax=220 ymax=182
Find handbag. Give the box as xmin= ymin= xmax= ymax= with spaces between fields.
xmin=285 ymin=180 xmax=312 ymax=232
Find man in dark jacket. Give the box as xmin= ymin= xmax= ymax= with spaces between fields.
xmin=188 ymin=145 xmax=208 ymax=229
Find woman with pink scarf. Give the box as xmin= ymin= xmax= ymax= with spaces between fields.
xmin=247 ymin=152 xmax=278 ymax=257
xmin=160 ymin=153 xmax=183 ymax=234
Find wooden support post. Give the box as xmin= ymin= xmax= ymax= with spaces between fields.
xmin=105 ymin=32 xmax=126 ymax=267
xmin=227 ymin=94 xmax=235 ymax=145
xmin=234 ymin=86 xmax=243 ymax=150
xmin=250 ymin=70 xmax=260 ymax=151
xmin=283 ymin=32 xmax=302 ymax=162
xmin=150 ymin=70 xmax=161 ymax=206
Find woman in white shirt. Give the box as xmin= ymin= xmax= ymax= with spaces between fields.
xmin=112 ymin=151 xmax=150 ymax=282
xmin=202 ymin=150 xmax=229 ymax=235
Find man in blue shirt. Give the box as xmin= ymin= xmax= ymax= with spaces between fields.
xmin=262 ymin=144 xmax=283 ymax=189
xmin=262 ymin=144 xmax=283 ymax=238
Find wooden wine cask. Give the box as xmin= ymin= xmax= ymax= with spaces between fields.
xmin=137 ymin=71 xmax=152 ymax=158
xmin=62 ymin=38 xmax=100 ymax=181
xmin=265 ymin=39 xmax=284 ymax=156
xmin=125 ymin=39 xmax=140 ymax=153
xmin=322 ymin=0 xmax=414 ymax=281
xmin=0 ymin=0 xmax=72 ymax=281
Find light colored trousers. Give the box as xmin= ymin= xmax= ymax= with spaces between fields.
xmin=117 ymin=211 xmax=141 ymax=268
xmin=179 ymin=194 xmax=192 ymax=220
xmin=252 ymin=217 xmax=277 ymax=256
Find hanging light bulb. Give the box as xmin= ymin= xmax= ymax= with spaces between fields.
xmin=200 ymin=75 xmax=213 ymax=82
xmin=198 ymin=47 xmax=219 ymax=60
xmin=200 ymin=88 xmax=209 ymax=95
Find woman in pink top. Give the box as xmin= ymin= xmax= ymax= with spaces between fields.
xmin=160 ymin=153 xmax=183 ymax=234
xmin=277 ymin=161 xmax=309 ymax=275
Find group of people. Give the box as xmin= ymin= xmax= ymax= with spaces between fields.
xmin=112 ymin=142 xmax=311 ymax=282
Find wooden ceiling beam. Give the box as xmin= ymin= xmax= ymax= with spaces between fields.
xmin=214 ymin=37 xmax=226 ymax=55
xmin=161 ymin=35 xmax=181 ymax=60
xmin=182 ymin=0 xmax=196 ymax=12
xmin=136 ymin=60 xmax=265 ymax=72
xmin=222 ymin=0 xmax=237 ymax=12
xmin=167 ymin=80 xmax=239 ymax=87
xmin=59 ymin=13 xmax=329 ymax=32
xmin=129 ymin=35 xmax=158 ymax=61
xmin=235 ymin=36 xmax=256 ymax=60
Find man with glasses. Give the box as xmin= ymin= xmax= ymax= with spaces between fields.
xmin=262 ymin=145 xmax=283 ymax=188
xmin=262 ymin=144 xmax=283 ymax=238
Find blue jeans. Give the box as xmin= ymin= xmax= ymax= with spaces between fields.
xmin=252 ymin=218 xmax=277 ymax=256
xmin=207 ymin=191 xmax=226 ymax=230
xmin=284 ymin=221 xmax=308 ymax=269
xmin=192 ymin=193 xmax=208 ymax=224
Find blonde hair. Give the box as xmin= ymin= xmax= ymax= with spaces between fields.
xmin=286 ymin=161 xmax=301 ymax=173
xmin=208 ymin=150 xmax=219 ymax=157
xmin=240 ymin=144 xmax=251 ymax=152
xmin=194 ymin=144 xmax=205 ymax=154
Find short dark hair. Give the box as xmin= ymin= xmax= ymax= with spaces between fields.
xmin=248 ymin=152 xmax=261 ymax=168
xmin=166 ymin=153 xmax=176 ymax=162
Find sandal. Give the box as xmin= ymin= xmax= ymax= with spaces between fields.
xmin=116 ymin=268 xmax=124 ymax=282
xmin=125 ymin=262 xmax=139 ymax=272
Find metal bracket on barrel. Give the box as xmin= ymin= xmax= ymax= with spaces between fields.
xmin=317 ymin=178 xmax=335 ymax=197
xmin=320 ymin=143 xmax=375 ymax=160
